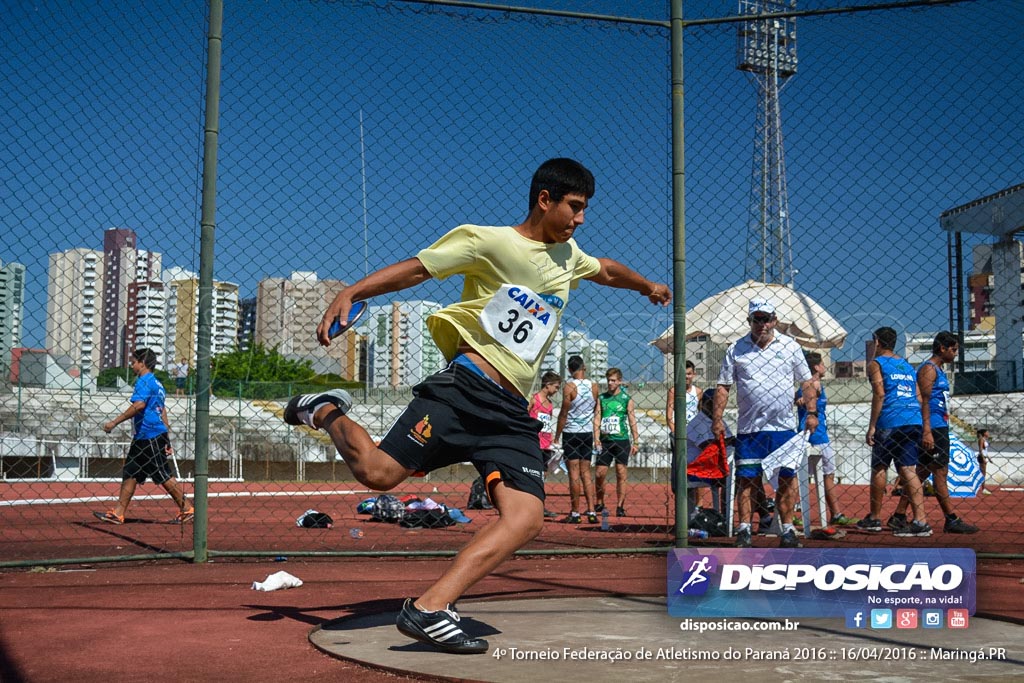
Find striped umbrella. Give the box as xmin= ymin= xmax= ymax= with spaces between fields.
xmin=947 ymin=433 xmax=983 ymax=497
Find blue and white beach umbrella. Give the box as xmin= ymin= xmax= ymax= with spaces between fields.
xmin=947 ymin=433 xmax=983 ymax=498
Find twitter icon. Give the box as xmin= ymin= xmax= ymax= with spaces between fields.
xmin=870 ymin=609 xmax=892 ymax=629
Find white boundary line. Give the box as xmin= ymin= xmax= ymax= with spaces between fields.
xmin=1 ymin=489 xmax=374 ymax=507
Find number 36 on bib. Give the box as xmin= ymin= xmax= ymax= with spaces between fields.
xmin=479 ymin=284 xmax=558 ymax=363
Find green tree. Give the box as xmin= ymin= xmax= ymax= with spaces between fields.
xmin=211 ymin=342 xmax=314 ymax=382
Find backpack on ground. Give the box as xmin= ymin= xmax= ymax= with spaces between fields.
xmin=371 ymin=494 xmax=406 ymax=523
xmin=689 ymin=507 xmax=728 ymax=537
xmin=400 ymin=508 xmax=456 ymax=529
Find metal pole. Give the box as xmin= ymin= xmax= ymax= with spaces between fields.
xmin=670 ymin=0 xmax=689 ymax=547
xmin=193 ymin=0 xmax=224 ymax=563
xmin=955 ymin=231 xmax=965 ymax=374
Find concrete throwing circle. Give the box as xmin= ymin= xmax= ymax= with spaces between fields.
xmin=310 ymin=595 xmax=1024 ymax=681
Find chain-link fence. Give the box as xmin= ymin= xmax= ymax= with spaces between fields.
xmin=2 ymin=0 xmax=1022 ymax=567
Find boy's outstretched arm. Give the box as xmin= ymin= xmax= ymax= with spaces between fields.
xmin=585 ymin=258 xmax=671 ymax=305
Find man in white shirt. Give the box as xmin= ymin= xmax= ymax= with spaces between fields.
xmin=712 ymin=298 xmax=817 ymax=549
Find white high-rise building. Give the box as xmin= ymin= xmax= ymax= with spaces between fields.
xmin=46 ymin=248 xmax=105 ymax=374
xmin=0 ymin=258 xmax=27 ymax=374
xmin=540 ymin=328 xmax=608 ymax=382
xmin=364 ymin=301 xmax=444 ymax=388
xmin=126 ymin=281 xmax=169 ymax=368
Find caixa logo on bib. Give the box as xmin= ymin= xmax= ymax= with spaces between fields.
xmin=666 ymin=548 xmax=975 ymax=619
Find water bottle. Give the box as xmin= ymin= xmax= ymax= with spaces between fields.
xmin=601 ymin=508 xmax=610 ymax=531
xmin=688 ymin=528 xmax=709 ymax=540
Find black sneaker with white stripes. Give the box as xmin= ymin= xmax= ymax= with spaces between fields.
xmin=283 ymin=389 xmax=353 ymax=428
xmin=396 ymin=598 xmax=489 ymax=654
xmin=893 ymin=520 xmax=933 ymax=537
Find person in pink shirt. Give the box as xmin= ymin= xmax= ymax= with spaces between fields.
xmin=531 ymin=371 xmax=563 ymax=518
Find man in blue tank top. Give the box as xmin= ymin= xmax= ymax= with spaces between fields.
xmin=890 ymin=331 xmax=978 ymax=534
xmin=860 ymin=327 xmax=930 ymax=536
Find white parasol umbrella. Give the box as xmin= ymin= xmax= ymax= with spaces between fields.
xmin=652 ymin=280 xmax=847 ymax=351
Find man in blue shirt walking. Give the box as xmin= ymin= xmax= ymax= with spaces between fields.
xmin=98 ymin=348 xmax=193 ymax=524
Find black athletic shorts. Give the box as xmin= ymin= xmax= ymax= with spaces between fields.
xmin=378 ymin=363 xmax=546 ymax=501
xmin=123 ymin=433 xmax=173 ymax=484
xmin=562 ymin=432 xmax=593 ymax=462
xmin=596 ymin=438 xmax=631 ymax=467
xmin=918 ymin=427 xmax=950 ymax=469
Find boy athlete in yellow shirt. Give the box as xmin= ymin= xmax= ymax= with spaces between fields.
xmin=283 ymin=158 xmax=670 ymax=654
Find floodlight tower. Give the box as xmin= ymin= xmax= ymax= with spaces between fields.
xmin=737 ymin=0 xmax=798 ymax=285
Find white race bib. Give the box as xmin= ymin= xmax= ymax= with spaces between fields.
xmin=601 ymin=416 xmax=621 ymax=434
xmin=537 ymin=412 xmax=554 ymax=434
xmin=479 ymin=284 xmax=557 ymax=363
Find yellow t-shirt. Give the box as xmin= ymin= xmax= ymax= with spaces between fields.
xmin=416 ymin=224 xmax=601 ymax=397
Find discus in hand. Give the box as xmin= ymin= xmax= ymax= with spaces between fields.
xmin=327 ymin=300 xmax=368 ymax=339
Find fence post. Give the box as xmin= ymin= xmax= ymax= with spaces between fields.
xmin=670 ymin=0 xmax=689 ymax=548
xmin=192 ymin=0 xmax=224 ymax=564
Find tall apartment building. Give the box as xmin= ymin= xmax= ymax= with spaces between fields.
xmin=99 ymin=228 xmax=161 ymax=369
xmin=364 ymin=301 xmax=444 ymax=388
xmin=125 ymin=281 xmax=169 ymax=368
xmin=0 ymin=259 xmax=27 ymax=375
xmin=166 ymin=278 xmax=240 ymax=363
xmin=46 ymin=248 xmax=104 ymax=374
xmin=237 ymin=297 xmax=257 ymax=350
xmin=256 ymin=272 xmax=357 ymax=377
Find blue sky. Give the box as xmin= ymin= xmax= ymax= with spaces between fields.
xmin=3 ymin=0 xmax=1022 ymax=380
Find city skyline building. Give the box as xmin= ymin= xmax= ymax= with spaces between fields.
xmin=238 ymin=297 xmax=256 ymax=351
xmin=364 ymin=300 xmax=444 ymax=388
xmin=256 ymin=271 xmax=357 ymax=377
xmin=541 ymin=328 xmax=609 ymax=383
xmin=99 ymin=228 xmax=161 ymax=370
xmin=125 ymin=281 xmax=170 ymax=368
xmin=45 ymin=248 xmax=104 ymax=374
xmin=0 ymin=258 xmax=27 ymax=375
xmin=166 ymin=278 xmax=240 ymax=365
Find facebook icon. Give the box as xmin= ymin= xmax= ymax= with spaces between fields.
xmin=845 ymin=610 xmax=866 ymax=629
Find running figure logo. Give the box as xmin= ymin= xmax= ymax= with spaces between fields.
xmin=677 ymin=555 xmax=718 ymax=596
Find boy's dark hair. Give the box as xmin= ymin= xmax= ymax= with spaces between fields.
xmin=804 ymin=351 xmax=822 ymax=370
xmin=873 ymin=326 xmax=898 ymax=351
xmin=567 ymin=355 xmax=585 ymax=373
xmin=977 ymin=428 xmax=988 ymax=437
xmin=529 ymin=158 xmax=595 ymax=210
xmin=685 ymin=360 xmax=695 ymax=371
xmin=932 ymin=330 xmax=959 ymax=354
xmin=133 ymin=348 xmax=158 ymax=370
xmin=606 ymin=367 xmax=623 ymax=380
xmin=540 ymin=371 xmax=562 ymax=385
